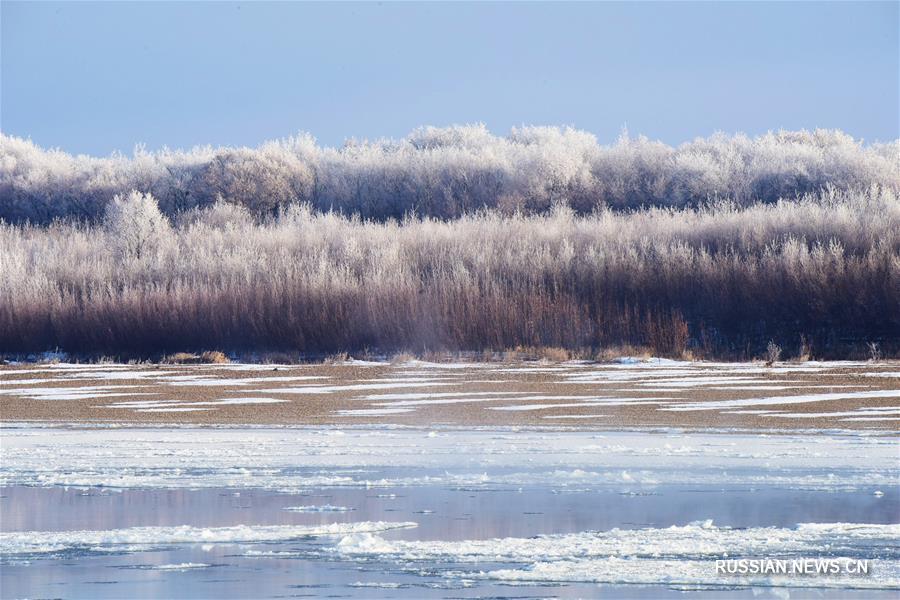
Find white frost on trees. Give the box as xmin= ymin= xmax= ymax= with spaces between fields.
xmin=104 ymin=191 xmax=170 ymax=261
xmin=1 ymin=126 xmax=896 ymax=223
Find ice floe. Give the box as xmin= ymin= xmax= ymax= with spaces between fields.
xmin=334 ymin=521 xmax=900 ymax=588
xmin=1 ymin=521 xmax=417 ymax=555
xmin=283 ymin=505 xmax=354 ymax=512
xmin=2 ymin=425 xmax=896 ymax=490
xmin=148 ymin=563 xmax=212 ymax=571
xmin=149 ymin=563 xmax=211 ymax=570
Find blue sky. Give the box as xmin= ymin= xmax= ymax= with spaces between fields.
xmin=2 ymin=1 xmax=898 ymax=155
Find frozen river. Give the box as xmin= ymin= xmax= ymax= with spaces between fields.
xmin=1 ymin=424 xmax=898 ymax=598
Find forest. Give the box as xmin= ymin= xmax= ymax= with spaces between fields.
xmin=0 ymin=127 xmax=897 ymax=359
xmin=2 ymin=126 xmax=897 ymax=222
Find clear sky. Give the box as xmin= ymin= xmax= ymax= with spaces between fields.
xmin=2 ymin=1 xmax=898 ymax=156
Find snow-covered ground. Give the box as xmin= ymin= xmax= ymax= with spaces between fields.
xmin=2 ymin=359 xmax=900 ymax=428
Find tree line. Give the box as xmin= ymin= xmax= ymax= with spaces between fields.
xmin=2 ymin=126 xmax=897 ymax=223
xmin=1 ymin=186 xmax=896 ymax=359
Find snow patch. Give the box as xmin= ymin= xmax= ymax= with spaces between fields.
xmin=336 ymin=408 xmax=416 ymax=416
xmin=663 ymin=390 xmax=900 ymax=412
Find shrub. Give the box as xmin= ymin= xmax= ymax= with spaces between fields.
xmin=765 ymin=341 xmax=783 ymax=366
xmin=200 ymin=350 xmax=229 ymax=364
xmin=868 ymin=342 xmax=882 ymax=362
xmin=797 ymin=335 xmax=812 ymax=362
xmin=163 ymin=352 xmax=201 ymax=364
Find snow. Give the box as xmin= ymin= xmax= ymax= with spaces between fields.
xmin=0 ymin=386 xmax=157 ymax=401
xmin=136 ymin=408 xmax=214 ymax=413
xmin=254 ymin=382 xmax=459 ymax=394
xmin=371 ymin=397 xmax=512 ymax=408
xmin=767 ymin=409 xmax=900 ymax=419
xmin=199 ymin=363 xmax=295 ymax=371
xmin=60 ymin=370 xmax=179 ymax=380
xmin=703 ymin=385 xmax=868 ymax=391
xmin=164 ymin=376 xmax=328 ymax=387
xmin=363 ymin=391 xmax=511 ymax=401
xmin=105 ymin=398 xmax=288 ymax=410
xmin=614 ymin=357 xmax=689 ymax=365
xmin=0 ymin=378 xmax=56 ymax=386
xmin=543 ymin=414 xmax=609 ymax=419
xmin=398 ymin=360 xmax=487 ymax=370
xmin=5 ymin=360 xmax=898 ymax=426
xmin=339 ymin=359 xmax=389 ymax=366
xmin=362 ymin=378 xmax=455 ymax=384
xmin=2 ymin=364 xmax=139 ymax=375
xmin=662 ymin=390 xmax=900 ymax=412
xmin=494 ymin=367 xmax=574 ymax=373
xmin=336 ymin=408 xmax=416 ymax=416
xmin=0 ymin=386 xmax=141 ymax=395
xmin=637 ymin=376 xmax=775 ymax=387
xmin=201 ymin=397 xmax=289 ymax=405
xmin=488 ymin=400 xmax=667 ymax=411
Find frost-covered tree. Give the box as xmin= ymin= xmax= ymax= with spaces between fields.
xmin=1 ymin=127 xmax=897 ymax=224
xmin=1 ymin=186 xmax=896 ymax=357
xmin=104 ymin=191 xmax=171 ymax=261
